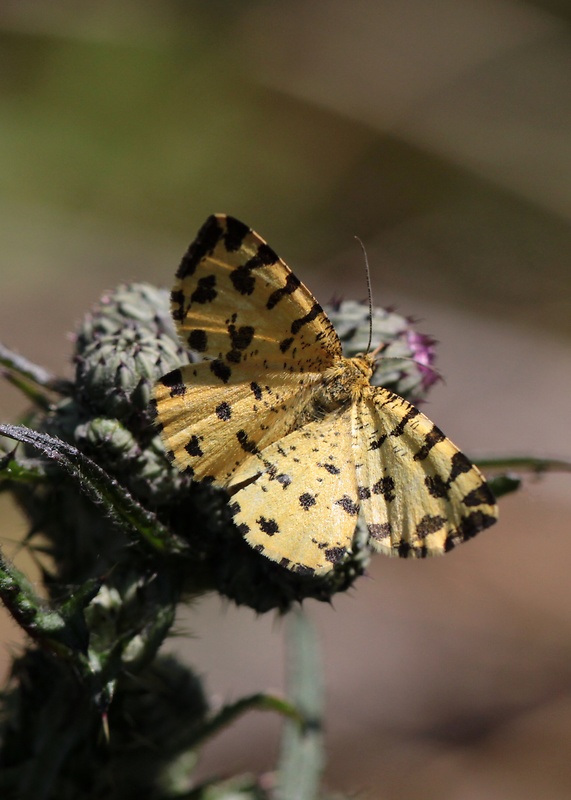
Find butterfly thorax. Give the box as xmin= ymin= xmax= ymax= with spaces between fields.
xmin=308 ymin=354 xmax=374 ymax=418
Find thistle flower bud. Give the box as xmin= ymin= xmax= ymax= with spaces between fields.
xmin=75 ymin=284 xmax=192 ymax=422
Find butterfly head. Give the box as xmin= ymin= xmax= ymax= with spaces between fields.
xmin=346 ymin=353 xmax=376 ymax=382
xmin=365 ymin=342 xmax=388 ymax=373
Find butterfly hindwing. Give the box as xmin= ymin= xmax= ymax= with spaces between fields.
xmin=154 ymin=361 xmax=321 ymax=484
xmin=354 ymin=387 xmax=497 ymax=557
xmin=228 ymin=409 xmax=359 ymax=575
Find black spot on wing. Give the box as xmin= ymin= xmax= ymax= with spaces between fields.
xmin=371 ymin=405 xmax=421 ymax=450
xmin=390 ymin=406 xmax=420 ymax=438
xmin=223 ymin=216 xmax=250 ymax=251
xmin=230 ymin=243 xmax=280 ymax=296
xmin=176 ymin=215 xmax=222 ymax=280
xmin=267 ymin=272 xmax=301 ymax=310
xmin=264 ymin=462 xmax=278 ymax=480
xmin=449 ymin=451 xmax=474 ymax=482
xmin=444 ymin=509 xmax=496 ymax=551
xmin=397 ymin=541 xmax=429 ymax=557
xmin=279 ymin=337 xmax=294 ymax=353
xmin=257 ymin=516 xmax=279 ymax=536
xmin=335 ymin=495 xmax=359 ymax=515
xmin=185 ymin=436 xmax=203 ymax=458
xmin=215 ymin=402 xmax=232 ymax=421
xmin=256 ymin=243 xmax=280 ymax=267
xmin=210 ymin=359 xmax=231 ymax=384
xmin=299 ymin=492 xmax=316 ymax=510
xmin=398 ymin=541 xmax=412 ymax=557
xmin=160 ymin=368 xmax=186 ymax=397
xmin=416 ymin=514 xmax=446 ymax=538
xmin=325 ymin=546 xmax=346 ymax=564
xmin=250 ymin=382 xmax=263 ymax=400
xmin=188 ymin=329 xmax=208 ymax=352
xmin=229 ymin=324 xmax=254 ymax=351
xmin=369 ymin=433 xmax=387 ymax=451
xmin=320 ymin=462 xmax=340 ymax=475
xmin=425 ymin=474 xmax=449 ymax=499
xmin=229 ymin=500 xmax=251 ymax=537
xmin=458 ymin=509 xmax=497 ymax=539
xmin=367 ymin=522 xmax=391 ymax=541
xmin=226 ymin=324 xmax=255 ymax=363
xmin=191 ymin=274 xmax=217 ymax=304
xmin=462 ymin=483 xmax=496 ymax=507
xmin=291 ymin=302 xmax=323 ymax=335
xmin=413 ymin=425 xmax=447 ymax=461
xmin=236 ymin=429 xmax=260 ymax=455
xmin=230 ymin=265 xmax=255 ymax=296
xmin=293 ymin=564 xmax=316 ymax=577
xmin=171 ymin=288 xmax=185 ymax=321
xmin=371 ymin=476 xmax=395 ymax=501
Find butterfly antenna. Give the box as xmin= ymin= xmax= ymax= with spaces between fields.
xmin=354 ymin=235 xmax=374 ymax=354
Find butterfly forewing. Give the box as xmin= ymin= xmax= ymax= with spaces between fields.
xmin=172 ymin=214 xmax=342 ymax=372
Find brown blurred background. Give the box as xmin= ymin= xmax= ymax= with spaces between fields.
xmin=1 ymin=2 xmax=571 ymax=797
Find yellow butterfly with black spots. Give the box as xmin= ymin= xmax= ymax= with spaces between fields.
xmin=153 ymin=214 xmax=497 ymax=576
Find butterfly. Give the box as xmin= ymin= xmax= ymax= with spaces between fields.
xmin=153 ymin=214 xmax=497 ymax=576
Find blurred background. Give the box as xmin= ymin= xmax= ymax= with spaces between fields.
xmin=1 ymin=1 xmax=571 ymax=797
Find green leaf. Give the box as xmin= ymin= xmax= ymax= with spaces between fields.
xmin=0 ymin=548 xmax=96 ymax=658
xmin=0 ymin=448 xmax=45 ymax=484
xmin=476 ymin=455 xmax=571 ymax=474
xmin=183 ymin=692 xmax=302 ymax=752
xmin=476 ymin=455 xmax=571 ymax=499
xmin=487 ymin=474 xmax=521 ymax=498
xmin=0 ymin=341 xmax=71 ymax=406
xmin=0 ymin=423 xmax=186 ymax=555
